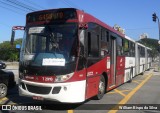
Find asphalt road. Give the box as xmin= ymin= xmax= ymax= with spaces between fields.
xmin=0 ymin=62 xmax=160 ymax=113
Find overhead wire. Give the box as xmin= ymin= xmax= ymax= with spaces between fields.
xmin=0 ymin=3 xmax=25 ymax=15
xmin=0 ymin=0 xmax=113 ymax=29
xmin=0 ymin=0 xmax=29 ymax=13
xmin=23 ymin=0 xmax=45 ymax=10
xmin=62 ymin=0 xmax=82 ymax=10
xmin=6 ymin=0 xmax=36 ymax=11
xmin=0 ymin=0 xmax=43 ymax=41
xmin=14 ymin=0 xmax=39 ymax=10
xmin=0 ymin=0 xmax=43 ymax=15
xmin=0 ymin=0 xmax=36 ymax=28
xmin=60 ymin=0 xmax=98 ymax=16
xmin=61 ymin=0 xmax=72 ymax=8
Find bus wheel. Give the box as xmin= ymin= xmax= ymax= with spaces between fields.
xmin=95 ymin=75 xmax=105 ymax=100
xmin=142 ymin=65 xmax=145 ymax=75
xmin=128 ymin=72 xmax=132 ymax=83
xmin=0 ymin=83 xmax=7 ymax=98
xmin=128 ymin=68 xmax=133 ymax=83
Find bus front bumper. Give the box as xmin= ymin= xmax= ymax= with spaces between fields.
xmin=19 ymin=79 xmax=86 ymax=103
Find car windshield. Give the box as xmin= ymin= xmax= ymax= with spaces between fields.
xmin=21 ymin=23 xmax=78 ymax=66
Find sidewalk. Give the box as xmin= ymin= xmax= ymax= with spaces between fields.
xmin=152 ymin=61 xmax=160 ymax=75
xmin=4 ymin=62 xmax=19 ymax=70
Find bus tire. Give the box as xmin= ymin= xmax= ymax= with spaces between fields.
xmin=95 ymin=75 xmax=105 ymax=100
xmin=128 ymin=72 xmax=132 ymax=83
xmin=128 ymin=67 xmax=133 ymax=83
xmin=142 ymin=64 xmax=145 ymax=75
xmin=0 ymin=83 xmax=7 ymax=98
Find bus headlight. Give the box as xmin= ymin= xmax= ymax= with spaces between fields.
xmin=19 ymin=72 xmax=24 ymax=79
xmin=55 ymin=72 xmax=74 ymax=82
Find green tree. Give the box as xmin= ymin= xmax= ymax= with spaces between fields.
xmin=0 ymin=38 xmax=22 ymax=61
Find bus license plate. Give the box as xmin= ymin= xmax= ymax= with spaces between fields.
xmin=33 ymin=96 xmax=44 ymax=100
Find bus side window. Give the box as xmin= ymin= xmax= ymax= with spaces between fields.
xmin=141 ymin=47 xmax=145 ymax=57
xmin=123 ymin=39 xmax=129 ymax=56
xmin=130 ymin=42 xmax=135 ymax=57
xmin=116 ymin=37 xmax=123 ymax=56
xmin=87 ymin=32 xmax=99 ymax=57
xmin=101 ymin=29 xmax=110 ymax=57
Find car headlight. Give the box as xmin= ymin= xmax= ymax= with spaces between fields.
xmin=55 ymin=72 xmax=74 ymax=82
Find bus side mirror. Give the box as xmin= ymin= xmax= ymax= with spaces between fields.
xmin=10 ymin=30 xmax=15 ymax=45
xmin=10 ymin=26 xmax=25 ymax=45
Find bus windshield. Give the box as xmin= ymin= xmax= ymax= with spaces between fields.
xmin=21 ymin=23 xmax=78 ymax=67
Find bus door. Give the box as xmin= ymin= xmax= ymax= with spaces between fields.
xmin=85 ymin=30 xmax=101 ymax=99
xmin=109 ymin=36 xmax=116 ymax=87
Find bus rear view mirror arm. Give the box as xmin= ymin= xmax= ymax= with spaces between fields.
xmin=10 ymin=26 xmax=25 ymax=46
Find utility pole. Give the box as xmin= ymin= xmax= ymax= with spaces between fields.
xmin=152 ymin=12 xmax=160 ymax=70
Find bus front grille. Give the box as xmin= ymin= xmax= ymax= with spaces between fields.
xmin=26 ymin=84 xmax=52 ymax=94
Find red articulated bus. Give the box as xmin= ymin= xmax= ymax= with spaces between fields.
xmin=10 ymin=8 xmax=152 ymax=103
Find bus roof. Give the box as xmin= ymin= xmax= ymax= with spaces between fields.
xmin=125 ymin=35 xmax=136 ymax=42
xmin=136 ymin=42 xmax=146 ymax=48
xmin=27 ymin=8 xmax=77 ymax=15
xmin=146 ymin=46 xmax=152 ymax=50
xmin=27 ymin=8 xmax=125 ymax=38
xmin=77 ymin=9 xmax=125 ymax=38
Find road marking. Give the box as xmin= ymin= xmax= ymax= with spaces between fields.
xmin=135 ymin=80 xmax=143 ymax=81
xmin=0 ymin=97 xmax=8 ymax=104
xmin=114 ymin=89 xmax=126 ymax=97
xmin=68 ymin=110 xmax=73 ymax=113
xmin=108 ymin=73 xmax=153 ymax=113
xmin=10 ymin=103 xmax=17 ymax=105
xmin=107 ymin=90 xmax=130 ymax=94
xmin=132 ymin=80 xmax=140 ymax=84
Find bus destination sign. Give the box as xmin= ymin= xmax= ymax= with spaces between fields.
xmin=27 ymin=9 xmax=77 ymax=23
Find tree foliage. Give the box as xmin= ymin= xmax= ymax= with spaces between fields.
xmin=0 ymin=38 xmax=22 ymax=61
